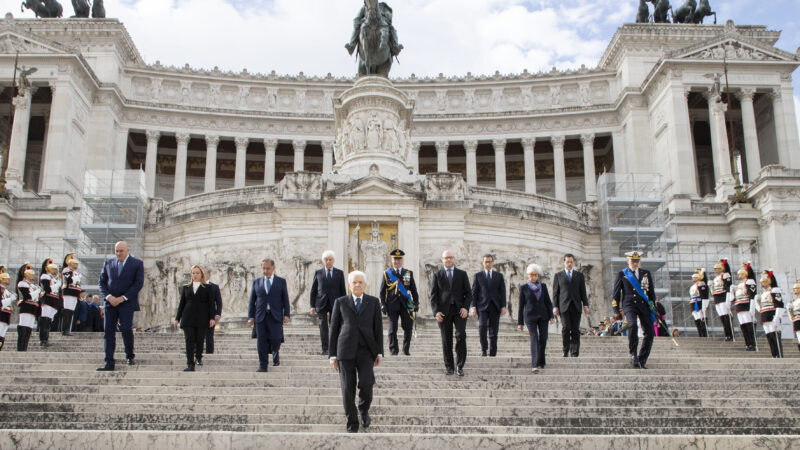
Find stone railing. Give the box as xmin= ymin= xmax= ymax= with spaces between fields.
xmin=147 ymin=185 xmax=278 ymax=228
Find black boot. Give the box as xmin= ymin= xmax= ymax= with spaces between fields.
xmin=184 ymin=362 xmax=195 ymax=372
xmin=797 ymin=343 xmax=800 ymax=354
xmin=694 ymin=319 xmax=704 ymax=337
xmin=0 ymin=336 xmax=4 ymax=351
xmin=766 ymin=332 xmax=778 ymax=358
xmin=561 ymin=329 xmax=570 ymax=357
xmin=61 ymin=310 xmax=73 ymax=336
xmin=39 ymin=317 xmax=52 ymax=347
xmin=742 ymin=323 xmax=755 ymax=350
xmin=720 ymin=315 xmax=733 ymax=341
xmin=776 ymin=332 xmax=784 ymax=358
xmin=17 ymin=326 xmax=32 ymax=352
xmin=700 ymin=319 xmax=709 ymax=337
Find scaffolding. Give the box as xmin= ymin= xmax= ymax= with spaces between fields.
xmin=64 ymin=170 xmax=146 ymax=294
xmin=598 ymin=173 xmax=673 ymax=327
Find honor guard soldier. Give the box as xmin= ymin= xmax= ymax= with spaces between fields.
xmin=16 ymin=264 xmax=41 ymax=352
xmin=755 ymin=270 xmax=783 ymax=358
xmin=0 ymin=272 xmax=15 ymax=351
xmin=734 ymin=263 xmax=758 ymax=351
xmin=379 ymin=249 xmax=419 ymax=356
xmin=38 ymin=259 xmax=61 ymax=347
xmin=789 ymin=279 xmax=800 ymax=353
xmin=689 ymin=269 xmax=708 ymax=337
xmin=611 ymin=251 xmax=656 ymax=369
xmin=711 ymin=259 xmax=734 ymax=341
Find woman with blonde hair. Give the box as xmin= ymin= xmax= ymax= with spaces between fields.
xmin=174 ymin=265 xmax=216 ymax=372
xmin=517 ymin=263 xmax=555 ymax=373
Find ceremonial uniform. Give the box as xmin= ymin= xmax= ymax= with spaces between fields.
xmin=61 ymin=265 xmax=82 ymax=335
xmin=789 ymin=294 xmax=800 ymax=353
xmin=733 ymin=263 xmax=758 ymax=351
xmin=689 ymin=269 xmax=708 ymax=337
xmin=38 ymin=259 xmax=60 ymax=346
xmin=711 ymin=260 xmax=734 ymax=341
xmin=379 ymin=249 xmax=419 ymax=356
xmin=0 ymin=279 xmax=16 ymax=351
xmin=611 ymin=252 xmax=655 ymax=369
xmin=754 ymin=271 xmax=783 ymax=358
xmin=16 ymin=268 xmax=41 ymax=352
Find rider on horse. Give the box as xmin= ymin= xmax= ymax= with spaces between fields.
xmin=345 ymin=2 xmax=403 ymax=59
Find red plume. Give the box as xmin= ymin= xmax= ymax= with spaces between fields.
xmin=769 ymin=270 xmax=773 ymax=277
xmin=723 ymin=259 xmax=728 ymax=265
xmin=745 ymin=262 xmax=751 ymax=270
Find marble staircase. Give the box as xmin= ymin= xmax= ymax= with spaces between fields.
xmin=0 ymin=324 xmax=797 ymax=448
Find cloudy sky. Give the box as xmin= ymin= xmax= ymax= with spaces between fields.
xmin=15 ymin=0 xmax=800 ymax=131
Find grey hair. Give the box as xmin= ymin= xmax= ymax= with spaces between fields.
xmin=348 ymin=270 xmax=367 ymax=285
xmin=526 ymin=263 xmax=542 ymax=275
xmin=261 ymin=258 xmax=276 ymax=266
xmin=321 ymin=250 xmax=336 ymax=261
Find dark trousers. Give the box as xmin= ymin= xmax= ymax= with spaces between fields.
xmin=317 ymin=308 xmax=331 ymax=352
xmin=338 ymin=346 xmax=375 ymax=431
xmin=205 ymin=326 xmax=215 ymax=354
xmin=388 ymin=305 xmax=413 ymax=354
xmin=526 ymin=318 xmax=549 ymax=368
xmin=438 ymin=303 xmax=467 ymax=370
xmin=254 ymin=318 xmax=282 ymax=369
xmin=183 ymin=326 xmax=207 ymax=365
xmin=478 ymin=303 xmax=501 ymax=356
xmin=624 ymin=305 xmax=655 ymax=362
xmin=103 ymin=302 xmax=135 ymax=367
xmin=561 ymin=304 xmax=582 ymax=356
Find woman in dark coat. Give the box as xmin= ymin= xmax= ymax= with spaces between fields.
xmin=517 ymin=263 xmax=555 ymax=373
xmin=174 ymin=265 xmax=216 ymax=372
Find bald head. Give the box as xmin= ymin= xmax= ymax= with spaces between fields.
xmin=441 ymin=250 xmax=455 ymax=269
xmin=115 ymin=241 xmax=129 ymax=262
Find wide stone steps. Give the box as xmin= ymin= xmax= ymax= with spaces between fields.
xmin=0 ymin=326 xmax=798 ymax=448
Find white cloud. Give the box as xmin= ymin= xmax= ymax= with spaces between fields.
xmin=97 ymin=0 xmax=629 ymax=78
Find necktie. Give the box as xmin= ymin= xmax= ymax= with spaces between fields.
xmin=266 ymin=277 xmax=271 ymax=294
xmin=327 ymin=269 xmax=331 ymax=280
xmin=567 ymin=271 xmax=572 ymax=282
xmin=487 ymin=270 xmax=491 ymax=281
xmin=355 ymin=297 xmax=362 ymax=313
xmin=117 ymin=260 xmax=123 ymax=277
xmin=447 ymin=269 xmax=453 ymax=283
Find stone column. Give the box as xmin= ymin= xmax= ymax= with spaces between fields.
xmin=736 ymin=89 xmax=761 ymax=182
xmin=5 ymin=93 xmax=34 ymax=192
xmin=204 ymin=135 xmax=219 ymax=193
xmin=114 ymin=127 xmax=129 ymax=171
xmin=493 ymin=139 xmax=507 ymax=190
xmin=410 ymin=141 xmax=421 ymax=174
xmin=234 ymin=136 xmax=249 ymax=188
xmin=552 ymin=135 xmax=567 ymax=202
xmin=264 ymin=139 xmax=277 ymax=185
xmin=522 ymin=137 xmax=536 ymax=194
xmin=611 ymin=129 xmax=627 ymax=174
xmin=464 ymin=140 xmax=478 ymax=186
xmin=40 ymin=84 xmax=72 ymax=192
xmin=173 ymin=132 xmax=190 ymax=200
xmin=581 ymin=133 xmax=597 ymax=201
xmin=321 ymin=141 xmax=334 ymax=173
xmin=705 ymin=93 xmax=734 ymax=191
xmin=293 ymin=140 xmax=306 ymax=172
xmin=144 ymin=130 xmax=160 ymax=197
xmin=435 ymin=141 xmax=448 ymax=173
xmin=770 ymin=89 xmax=790 ymax=167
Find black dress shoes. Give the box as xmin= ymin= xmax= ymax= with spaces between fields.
xmin=390 ymin=351 xmax=399 ymax=356
xmin=638 ymin=359 xmax=648 ymax=370
xmin=562 ymin=352 xmax=569 ymax=358
xmin=183 ymin=365 xmax=195 ymax=372
xmin=481 ymin=350 xmax=487 ymax=357
xmin=272 ymin=355 xmax=280 ymax=366
xmin=195 ymin=358 xmax=203 ymax=366
xmin=403 ymin=350 xmax=410 ymax=356
xmin=126 ymin=358 xmax=135 ymax=365
xmin=630 ymin=355 xmax=639 ymax=368
xmin=456 ymin=368 xmax=465 ymax=377
xmin=360 ymin=411 xmax=371 ymax=428
xmin=257 ymin=367 xmax=268 ymax=373
xmin=346 ymin=426 xmax=358 ymax=433
xmin=445 ymin=368 xmax=454 ymax=375
xmin=96 ymin=366 xmax=114 ymax=372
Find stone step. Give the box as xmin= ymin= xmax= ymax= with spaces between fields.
xmin=0 ymin=430 xmax=795 ymax=449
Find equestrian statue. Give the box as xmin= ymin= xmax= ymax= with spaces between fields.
xmin=345 ymin=0 xmax=403 ymax=77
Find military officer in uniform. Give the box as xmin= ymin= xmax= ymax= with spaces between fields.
xmin=378 ymin=249 xmax=419 ymax=356
xmin=611 ymin=251 xmax=656 ymax=369
xmin=711 ymin=259 xmax=734 ymax=341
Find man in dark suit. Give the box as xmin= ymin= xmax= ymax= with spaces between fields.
xmin=203 ymin=268 xmax=223 ymax=354
xmin=309 ymin=250 xmax=347 ymax=355
xmin=552 ymin=253 xmax=590 ymax=357
xmin=73 ymin=291 xmax=89 ymax=332
xmin=612 ymin=251 xmax=656 ymax=369
xmin=379 ymin=249 xmax=419 ymax=356
xmin=86 ymin=295 xmax=104 ymax=332
xmin=470 ymin=254 xmax=506 ymax=357
xmin=430 ymin=249 xmax=472 ymax=376
xmin=248 ymin=258 xmax=291 ymax=372
xmin=329 ymin=270 xmax=383 ymax=433
xmin=97 ymin=241 xmax=144 ymax=371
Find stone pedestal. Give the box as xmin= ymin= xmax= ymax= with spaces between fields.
xmin=333 ymin=77 xmax=415 ymax=181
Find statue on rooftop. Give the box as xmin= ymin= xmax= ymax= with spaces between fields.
xmin=345 ymin=0 xmax=403 ymax=77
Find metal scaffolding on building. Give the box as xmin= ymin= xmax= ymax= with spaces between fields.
xmin=63 ymin=170 xmax=146 ymax=294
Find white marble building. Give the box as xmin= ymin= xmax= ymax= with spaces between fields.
xmin=1 ymin=13 xmax=799 ymax=328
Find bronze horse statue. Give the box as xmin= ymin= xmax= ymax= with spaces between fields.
xmin=357 ymin=0 xmax=393 ymax=77
xmin=692 ymin=0 xmax=716 ymax=24
xmin=650 ymin=0 xmax=671 ymax=23
xmin=21 ymin=0 xmax=63 ymax=18
xmin=636 ymin=0 xmax=650 ymax=23
xmin=672 ymin=0 xmax=696 ymax=23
